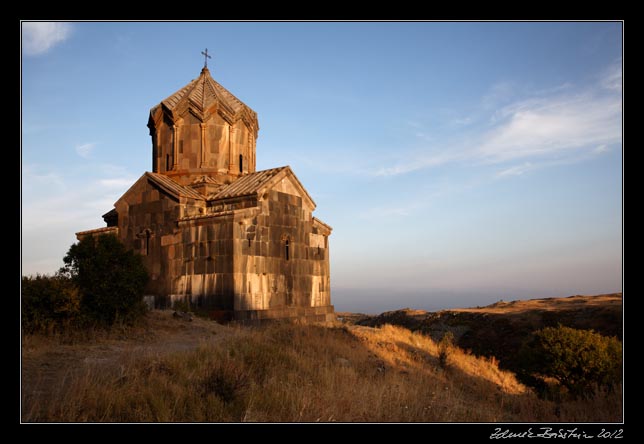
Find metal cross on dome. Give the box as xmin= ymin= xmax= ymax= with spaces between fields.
xmin=201 ymin=48 xmax=212 ymax=68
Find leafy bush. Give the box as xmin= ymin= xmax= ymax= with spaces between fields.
xmin=60 ymin=234 xmax=149 ymax=326
xmin=22 ymin=274 xmax=80 ymax=333
xmin=519 ymin=325 xmax=621 ymax=398
xmin=173 ymin=299 xmax=192 ymax=313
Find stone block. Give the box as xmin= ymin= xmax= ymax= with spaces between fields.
xmin=161 ymin=234 xmax=175 ymax=246
xmin=194 ymin=258 xmax=205 ymax=274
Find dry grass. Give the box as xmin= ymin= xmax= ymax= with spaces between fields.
xmin=21 ymin=313 xmax=622 ymax=422
xmin=454 ymin=293 xmax=622 ymax=315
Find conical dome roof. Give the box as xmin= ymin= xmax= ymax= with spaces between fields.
xmin=149 ymin=67 xmax=258 ymax=131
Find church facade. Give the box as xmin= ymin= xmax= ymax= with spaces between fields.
xmin=77 ymin=66 xmax=334 ymax=323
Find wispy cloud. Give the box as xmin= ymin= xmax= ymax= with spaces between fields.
xmin=22 ymin=22 xmax=72 ymax=56
xmin=22 ymin=164 xmax=137 ymax=275
xmin=593 ymin=144 xmax=610 ymax=155
xmin=359 ymin=201 xmax=427 ymax=219
xmin=449 ymin=116 xmax=473 ymax=127
xmin=477 ymin=92 xmax=621 ymax=164
xmin=99 ymin=177 xmax=136 ymax=188
xmin=22 ymin=164 xmax=65 ymax=190
xmin=481 ymin=81 xmax=516 ymax=110
xmin=496 ymin=162 xmax=533 ymax=178
xmin=75 ymin=142 xmax=96 ymax=158
xmin=22 ymin=164 xmax=134 ymax=230
xmin=600 ymin=59 xmax=622 ymax=92
xmin=374 ymin=151 xmax=454 ymax=177
xmin=371 ymin=61 xmax=622 ymax=178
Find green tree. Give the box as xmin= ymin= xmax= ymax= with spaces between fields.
xmin=519 ymin=325 xmax=621 ymax=398
xmin=22 ymin=274 xmax=80 ymax=333
xmin=60 ymin=234 xmax=149 ymax=326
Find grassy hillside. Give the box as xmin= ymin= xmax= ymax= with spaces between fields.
xmin=22 ymin=309 xmax=621 ymax=422
xmin=352 ymin=293 xmax=622 ymax=375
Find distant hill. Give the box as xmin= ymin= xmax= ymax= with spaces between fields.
xmin=346 ymin=293 xmax=622 ymax=373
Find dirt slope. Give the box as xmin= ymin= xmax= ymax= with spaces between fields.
xmin=21 ymin=311 xmax=235 ymax=419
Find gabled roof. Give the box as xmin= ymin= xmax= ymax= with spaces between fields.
xmin=145 ymin=172 xmax=204 ymax=200
xmin=209 ymin=166 xmax=316 ymax=209
xmin=312 ymin=217 xmax=333 ymax=233
xmin=150 ymin=67 xmax=258 ymax=129
xmin=101 ymin=208 xmax=117 ymax=219
xmin=211 ymin=167 xmax=286 ymax=200
xmin=76 ymin=226 xmax=119 ymax=238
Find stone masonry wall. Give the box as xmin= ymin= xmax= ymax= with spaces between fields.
xmin=112 ymin=175 xmax=331 ymax=321
xmin=153 ymin=112 xmax=255 ymax=184
xmin=233 ymin=190 xmax=331 ymax=314
xmin=115 ymin=178 xmax=182 ymax=305
xmin=172 ymin=215 xmax=235 ymax=310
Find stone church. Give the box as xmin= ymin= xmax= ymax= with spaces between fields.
xmin=77 ymin=64 xmax=334 ymax=323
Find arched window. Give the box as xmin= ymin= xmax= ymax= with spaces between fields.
xmin=285 ymin=239 xmax=290 ymax=261
xmin=239 ymin=154 xmax=243 ymax=173
xmin=138 ymin=228 xmax=152 ymax=256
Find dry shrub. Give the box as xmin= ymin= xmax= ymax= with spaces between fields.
xmin=438 ymin=331 xmax=454 ymax=369
xmin=202 ymin=360 xmax=250 ymax=403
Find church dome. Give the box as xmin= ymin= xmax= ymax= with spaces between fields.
xmin=149 ymin=67 xmax=259 ymax=131
xmin=147 ymin=66 xmax=259 ymax=184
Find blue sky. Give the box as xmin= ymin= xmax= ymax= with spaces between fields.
xmin=21 ymin=22 xmax=622 ymax=313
